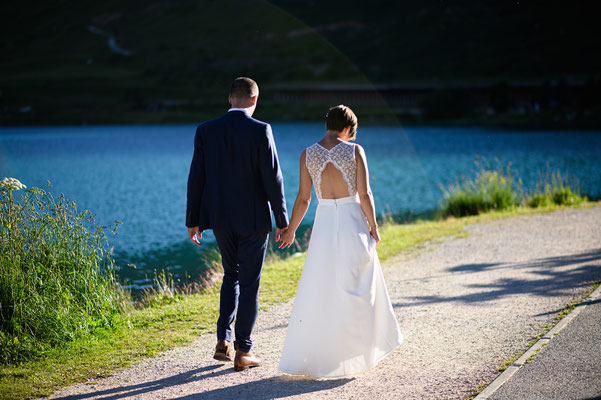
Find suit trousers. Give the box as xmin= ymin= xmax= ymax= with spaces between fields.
xmin=213 ymin=229 xmax=269 ymax=353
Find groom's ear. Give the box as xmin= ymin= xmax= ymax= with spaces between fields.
xmin=250 ymin=96 xmax=258 ymax=106
xmin=228 ymin=95 xmax=233 ymax=105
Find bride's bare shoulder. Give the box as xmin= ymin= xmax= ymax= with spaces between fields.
xmin=354 ymin=143 xmax=366 ymax=156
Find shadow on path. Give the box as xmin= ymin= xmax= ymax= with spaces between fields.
xmin=265 ymin=322 xmax=289 ymax=331
xmin=52 ymin=364 xmax=232 ymax=400
xmin=447 ymin=248 xmax=601 ymax=274
xmin=534 ymin=297 xmax=601 ymax=316
xmin=51 ymin=365 xmax=352 ymax=400
xmin=393 ymin=248 xmax=601 ymax=308
xmin=172 ymin=375 xmax=353 ymax=400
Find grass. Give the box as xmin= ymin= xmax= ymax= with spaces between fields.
xmin=0 ymin=179 xmax=129 ymax=365
xmin=440 ymin=164 xmax=518 ymax=217
xmin=526 ymin=169 xmax=584 ymax=208
xmin=2 ymin=200 xmax=599 ymax=399
xmin=525 ymin=342 xmax=548 ymax=364
xmin=440 ymin=160 xmax=585 ymax=218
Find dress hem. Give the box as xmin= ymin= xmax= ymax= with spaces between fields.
xmin=278 ymin=338 xmax=403 ymax=380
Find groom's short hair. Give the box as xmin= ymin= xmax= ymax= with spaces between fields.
xmin=230 ymin=77 xmax=259 ymax=99
xmin=326 ymin=105 xmax=358 ymax=140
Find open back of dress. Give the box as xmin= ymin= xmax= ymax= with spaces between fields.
xmin=305 ymin=142 xmax=357 ymax=199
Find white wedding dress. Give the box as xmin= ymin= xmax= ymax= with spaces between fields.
xmin=279 ymin=141 xmax=403 ymax=379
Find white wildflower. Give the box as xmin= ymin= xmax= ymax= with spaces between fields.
xmin=0 ymin=177 xmax=27 ymax=191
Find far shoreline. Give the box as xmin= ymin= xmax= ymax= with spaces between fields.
xmin=3 ymin=117 xmax=601 ymax=131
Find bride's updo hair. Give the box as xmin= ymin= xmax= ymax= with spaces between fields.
xmin=326 ymin=105 xmax=358 ymax=140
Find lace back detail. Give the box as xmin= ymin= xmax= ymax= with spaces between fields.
xmin=305 ymin=142 xmax=357 ymax=199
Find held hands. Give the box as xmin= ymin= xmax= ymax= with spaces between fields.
xmin=277 ymin=226 xmax=295 ymax=249
xmin=275 ymin=226 xmax=287 ymax=242
xmin=188 ymin=227 xmax=202 ymax=246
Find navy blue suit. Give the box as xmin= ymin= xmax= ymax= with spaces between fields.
xmin=186 ymin=109 xmax=288 ymax=352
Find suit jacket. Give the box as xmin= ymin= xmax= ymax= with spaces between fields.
xmin=186 ymin=110 xmax=288 ymax=233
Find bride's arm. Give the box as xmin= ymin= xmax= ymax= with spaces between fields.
xmin=279 ymin=150 xmax=312 ymax=248
xmin=356 ymin=145 xmax=380 ymax=243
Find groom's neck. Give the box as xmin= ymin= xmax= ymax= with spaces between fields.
xmin=230 ymin=96 xmax=257 ymax=117
xmin=230 ymin=105 xmax=256 ymax=117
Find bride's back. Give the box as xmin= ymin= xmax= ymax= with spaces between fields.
xmin=306 ymin=141 xmax=357 ymax=200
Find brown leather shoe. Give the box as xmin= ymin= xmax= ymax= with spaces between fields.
xmin=233 ymin=349 xmax=262 ymax=371
xmin=213 ymin=340 xmax=232 ymax=362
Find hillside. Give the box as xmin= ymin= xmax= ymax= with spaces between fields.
xmin=1 ymin=0 xmax=599 ymax=125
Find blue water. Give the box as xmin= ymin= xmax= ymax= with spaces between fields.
xmin=2 ymin=124 xmax=600 ymax=288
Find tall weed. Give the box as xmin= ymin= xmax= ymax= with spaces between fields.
xmin=440 ymin=159 xmax=583 ymax=218
xmin=440 ymin=161 xmax=519 ymax=217
xmin=0 ymin=179 xmax=129 ymax=364
xmin=526 ymin=168 xmax=584 ymax=207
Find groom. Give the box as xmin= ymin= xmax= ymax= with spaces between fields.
xmin=186 ymin=77 xmax=288 ymax=371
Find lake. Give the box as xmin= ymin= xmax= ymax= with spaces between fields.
xmin=1 ymin=123 xmax=600 ymax=290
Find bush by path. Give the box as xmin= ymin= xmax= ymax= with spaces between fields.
xmin=440 ymin=161 xmax=584 ymax=217
xmin=0 ymin=179 xmax=129 ymax=364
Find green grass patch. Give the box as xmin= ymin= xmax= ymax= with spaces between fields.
xmin=525 ymin=342 xmax=549 ymax=364
xmin=497 ymin=353 xmax=522 ymax=372
xmin=0 ymin=179 xmax=129 ymax=365
xmin=440 ymin=160 xmax=585 ymax=218
xmin=526 ymin=170 xmax=584 ymax=208
xmin=0 ymin=290 xmax=220 ymax=400
xmin=441 ymin=165 xmax=518 ymax=217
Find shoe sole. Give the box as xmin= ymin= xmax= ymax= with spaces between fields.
xmin=213 ymin=351 xmax=232 ymax=362
xmin=234 ymin=364 xmax=261 ymax=371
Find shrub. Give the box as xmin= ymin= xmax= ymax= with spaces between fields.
xmin=0 ymin=179 xmax=129 ymax=364
xmin=526 ymin=193 xmax=551 ymax=208
xmin=440 ymin=164 xmax=519 ymax=217
xmin=526 ymin=170 xmax=584 ymax=207
xmin=440 ymin=161 xmax=585 ymax=218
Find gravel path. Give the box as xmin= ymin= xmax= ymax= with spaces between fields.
xmin=46 ymin=207 xmax=601 ymax=400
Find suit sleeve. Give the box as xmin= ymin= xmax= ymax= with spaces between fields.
xmin=186 ymin=126 xmax=205 ymax=227
xmin=259 ymin=124 xmax=289 ymax=229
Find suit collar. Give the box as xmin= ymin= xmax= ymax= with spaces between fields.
xmin=228 ymin=108 xmax=251 ymax=117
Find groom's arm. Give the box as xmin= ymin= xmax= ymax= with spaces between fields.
xmin=186 ymin=125 xmax=205 ymax=228
xmin=258 ymin=124 xmax=289 ymax=230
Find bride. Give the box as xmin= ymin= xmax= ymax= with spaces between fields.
xmin=277 ymin=105 xmax=403 ymax=378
